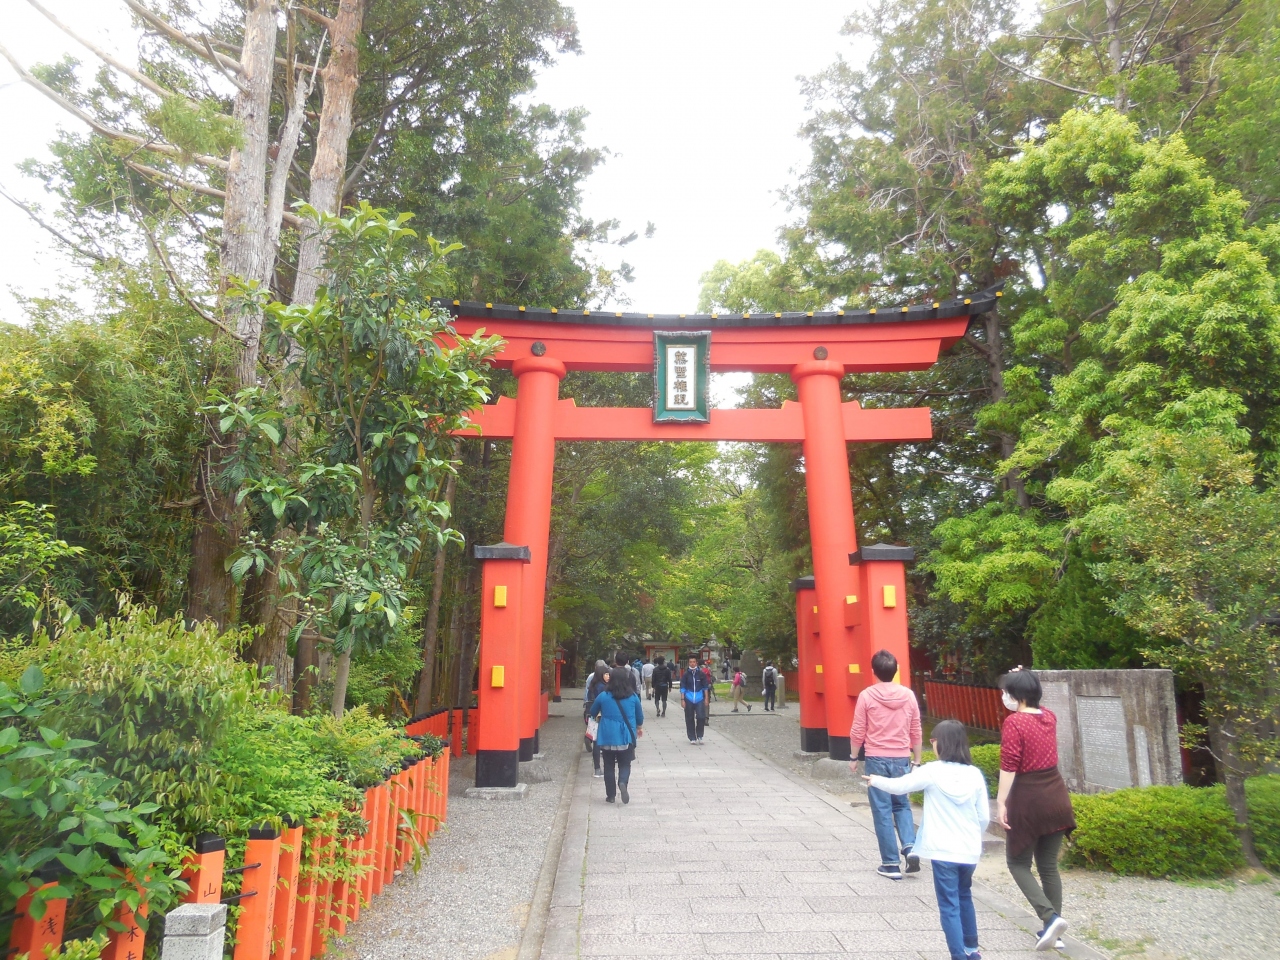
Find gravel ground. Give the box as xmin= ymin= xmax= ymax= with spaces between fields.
xmin=716 ymin=705 xmax=1280 ymax=960
xmin=332 ymin=707 xmax=583 ymax=960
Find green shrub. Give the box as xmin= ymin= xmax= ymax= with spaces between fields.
xmin=1246 ymin=774 xmax=1280 ymax=874
xmin=40 ymin=603 xmax=263 ymax=836
xmin=971 ymin=744 xmax=1001 ymax=797
xmin=0 ymin=668 xmax=183 ymax=943
xmin=1065 ymin=784 xmax=1244 ymax=878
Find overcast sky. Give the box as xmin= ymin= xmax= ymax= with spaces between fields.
xmin=0 ymin=1 xmax=861 ymax=321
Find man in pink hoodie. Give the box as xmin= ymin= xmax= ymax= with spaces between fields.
xmin=849 ymin=649 xmax=923 ymax=880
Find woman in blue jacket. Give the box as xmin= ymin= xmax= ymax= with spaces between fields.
xmin=589 ymin=668 xmax=645 ymax=804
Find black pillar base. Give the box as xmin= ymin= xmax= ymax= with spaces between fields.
xmin=826 ymin=735 xmax=852 ymax=762
xmin=800 ymin=726 xmax=829 ymax=753
xmin=552 ymin=695 xmax=562 ymax=702
xmin=518 ymin=735 xmax=535 ymax=761
xmin=533 ymin=729 xmax=540 ymax=754
xmin=475 ymin=749 xmax=519 ymax=788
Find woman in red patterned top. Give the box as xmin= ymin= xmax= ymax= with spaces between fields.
xmin=996 ymin=668 xmax=1076 ymax=952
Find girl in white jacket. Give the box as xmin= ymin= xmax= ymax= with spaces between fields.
xmin=865 ymin=720 xmax=990 ymax=960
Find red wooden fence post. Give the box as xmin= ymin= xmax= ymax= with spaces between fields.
xmin=233 ymin=825 xmax=282 ymax=960
xmin=269 ymin=821 xmax=303 ymax=959
xmin=309 ymin=833 xmax=334 ymax=959
xmin=290 ymin=825 xmax=322 ymax=960
xmin=7 ymin=880 xmax=66 ymax=960
xmin=102 ymin=871 xmax=147 ymax=960
xmin=182 ymin=834 xmax=226 ymax=904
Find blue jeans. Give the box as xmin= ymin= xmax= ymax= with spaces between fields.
xmin=865 ymin=756 xmax=917 ymax=865
xmin=932 ymin=860 xmax=978 ymax=959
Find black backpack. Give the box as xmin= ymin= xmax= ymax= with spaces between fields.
xmin=652 ymin=664 xmax=670 ymax=687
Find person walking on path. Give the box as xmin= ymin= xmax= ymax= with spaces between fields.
xmin=589 ymin=667 xmax=644 ymax=803
xmin=642 ymin=658 xmax=655 ymax=700
xmin=996 ymin=668 xmax=1076 ymax=952
xmin=762 ymin=662 xmax=779 ymax=712
xmin=848 ymin=649 xmax=923 ymax=880
xmin=614 ymin=651 xmax=640 ymax=696
xmin=864 ymin=720 xmax=990 ymax=960
xmin=679 ymin=656 xmax=712 ymax=743
xmin=585 ymin=661 xmax=609 ymax=777
xmin=651 ymin=656 xmax=671 ymax=717
xmin=730 ymin=667 xmax=752 ymax=712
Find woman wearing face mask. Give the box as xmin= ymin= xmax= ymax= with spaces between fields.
xmin=995 ymin=668 xmax=1076 ymax=952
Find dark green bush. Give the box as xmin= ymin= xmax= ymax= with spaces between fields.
xmin=970 ymin=744 xmax=1001 ymax=797
xmin=1065 ymin=784 xmax=1244 ymax=877
xmin=1246 ymin=774 xmax=1280 ymax=874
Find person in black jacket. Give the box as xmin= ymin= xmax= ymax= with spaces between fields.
xmin=679 ymin=657 xmax=713 ymax=744
xmin=651 ymin=656 xmax=671 ymax=717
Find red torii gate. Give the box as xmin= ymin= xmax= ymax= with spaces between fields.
xmin=449 ymin=290 xmax=999 ymax=788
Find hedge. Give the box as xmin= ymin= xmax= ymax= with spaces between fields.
xmin=912 ymin=733 xmax=1280 ymax=880
xmin=1064 ymin=776 xmax=1280 ymax=878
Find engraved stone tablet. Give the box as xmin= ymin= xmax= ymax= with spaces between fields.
xmin=1133 ymin=725 xmax=1152 ymax=788
xmin=1077 ymin=695 xmax=1132 ymax=790
xmin=1038 ymin=681 xmax=1077 ymax=789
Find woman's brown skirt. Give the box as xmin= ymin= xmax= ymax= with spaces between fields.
xmin=1006 ymin=765 xmax=1076 ymax=857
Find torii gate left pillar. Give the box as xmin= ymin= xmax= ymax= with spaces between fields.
xmin=501 ymin=355 xmax=565 ymax=761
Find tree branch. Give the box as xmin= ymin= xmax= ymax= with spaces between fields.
xmin=295 ymin=4 xmax=336 ymax=30
xmin=984 ymin=45 xmax=1101 ymax=98
xmin=24 ymin=0 xmax=173 ymax=100
xmin=121 ymin=0 xmax=248 ymax=84
xmin=0 ymin=42 xmax=230 ymax=171
xmin=0 ymin=182 xmax=108 ymax=263
xmin=125 ymin=160 xmax=302 ymax=227
xmin=124 ymin=160 xmax=228 ymax=201
xmin=133 ymin=209 xmax=247 ymax=343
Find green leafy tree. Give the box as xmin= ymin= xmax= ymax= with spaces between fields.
xmin=1072 ymin=418 xmax=1280 ymax=867
xmin=934 ymin=109 xmax=1280 ymax=670
xmin=220 ymin=204 xmax=499 ymax=715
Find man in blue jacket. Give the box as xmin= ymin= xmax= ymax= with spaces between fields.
xmin=679 ymin=656 xmax=713 ymax=744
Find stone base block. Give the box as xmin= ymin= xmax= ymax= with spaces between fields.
xmin=161 ymin=930 xmax=226 ymax=960
xmin=464 ymin=783 xmax=530 ymax=801
xmin=519 ymin=758 xmax=553 ymax=783
xmin=808 ymin=757 xmax=854 ymax=780
xmin=793 ymin=750 xmax=825 ymax=761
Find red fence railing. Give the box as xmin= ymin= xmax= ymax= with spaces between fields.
xmin=7 ymin=748 xmax=450 ymax=960
xmin=923 ymin=679 xmax=1004 ymax=732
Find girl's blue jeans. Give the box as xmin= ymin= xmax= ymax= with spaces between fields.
xmin=931 ymin=860 xmax=979 ymax=959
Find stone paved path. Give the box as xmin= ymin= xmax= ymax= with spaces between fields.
xmin=540 ymin=705 xmax=1092 ymax=960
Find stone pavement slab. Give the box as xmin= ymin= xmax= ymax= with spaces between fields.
xmin=538 ymin=705 xmax=1106 ymax=960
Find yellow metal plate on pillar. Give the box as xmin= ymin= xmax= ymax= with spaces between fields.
xmin=494 ymin=585 xmax=508 ymax=608
xmin=815 ymin=664 xmax=823 ymax=674
xmin=849 ymin=663 xmax=860 ymax=673
xmin=491 ymin=665 xmax=505 ymax=687
xmin=882 ymin=585 xmax=897 ymax=608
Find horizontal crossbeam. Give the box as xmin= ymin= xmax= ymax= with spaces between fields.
xmin=457 ymin=397 xmax=932 ymax=443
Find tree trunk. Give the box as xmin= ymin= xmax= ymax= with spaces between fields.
xmin=971 ymin=309 xmax=1030 ymax=510
xmin=453 ymin=563 xmax=481 ymax=707
xmin=186 ymin=0 xmax=279 ymax=628
xmin=331 ymin=649 xmax=352 ymax=718
xmin=241 ymin=551 xmax=294 ymax=692
xmin=293 ymin=628 xmax=319 ymax=714
xmin=1208 ymin=716 xmax=1262 ymax=868
xmin=414 ymin=467 xmax=458 ymax=714
xmin=292 ymin=0 xmax=365 ymax=307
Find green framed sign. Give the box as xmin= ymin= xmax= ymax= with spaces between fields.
xmin=653 ymin=330 xmax=711 ymax=423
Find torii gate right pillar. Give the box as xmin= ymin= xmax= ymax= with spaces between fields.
xmin=792 ymin=359 xmax=863 ymax=761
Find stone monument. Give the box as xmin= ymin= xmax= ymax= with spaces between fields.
xmin=1034 ymin=669 xmax=1181 ymax=793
